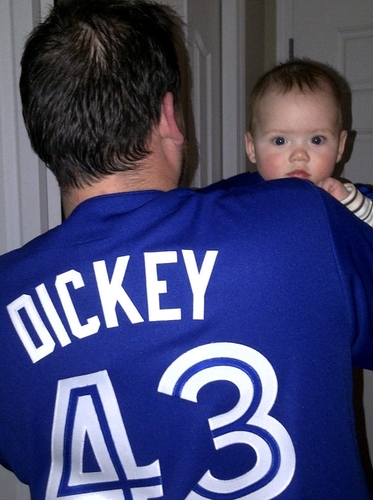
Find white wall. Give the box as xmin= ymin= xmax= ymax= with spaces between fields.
xmin=0 ymin=0 xmax=61 ymax=257
xmin=0 ymin=2 xmax=60 ymax=496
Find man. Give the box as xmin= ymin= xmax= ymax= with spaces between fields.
xmin=0 ymin=1 xmax=373 ymax=498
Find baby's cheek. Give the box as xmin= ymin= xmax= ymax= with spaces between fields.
xmin=258 ymin=156 xmax=286 ymax=181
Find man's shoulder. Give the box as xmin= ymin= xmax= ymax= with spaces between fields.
xmin=200 ymin=171 xmax=264 ymax=193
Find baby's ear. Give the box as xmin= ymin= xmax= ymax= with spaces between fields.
xmin=245 ymin=131 xmax=257 ymax=163
xmin=337 ymin=129 xmax=348 ymax=163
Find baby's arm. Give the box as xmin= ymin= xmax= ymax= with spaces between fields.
xmin=317 ymin=177 xmax=373 ymax=227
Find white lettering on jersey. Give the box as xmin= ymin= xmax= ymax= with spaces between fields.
xmin=46 ymin=371 xmax=163 ymax=500
xmin=182 ymin=250 xmax=218 ymax=320
xmin=145 ymin=251 xmax=181 ymax=321
xmin=158 ymin=342 xmax=296 ymax=499
xmin=93 ymin=257 xmax=144 ymax=327
xmin=36 ymin=283 xmax=72 ymax=347
xmin=46 ymin=343 xmax=295 ymax=498
xmin=6 ymin=294 xmax=55 ymax=363
xmin=55 ymin=270 xmax=100 ymax=339
xmin=6 ymin=250 xmax=218 ymax=363
xmin=144 ymin=250 xmax=218 ymax=321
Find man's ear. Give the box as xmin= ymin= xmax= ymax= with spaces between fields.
xmin=159 ymin=92 xmax=184 ymax=145
xmin=245 ymin=131 xmax=257 ymax=163
xmin=337 ymin=129 xmax=348 ymax=163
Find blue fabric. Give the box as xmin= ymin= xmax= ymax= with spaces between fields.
xmin=356 ymin=182 xmax=373 ymax=200
xmin=0 ymin=179 xmax=372 ymax=499
xmin=200 ymin=171 xmax=264 ymax=192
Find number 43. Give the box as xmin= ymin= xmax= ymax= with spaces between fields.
xmin=46 ymin=343 xmax=295 ymax=499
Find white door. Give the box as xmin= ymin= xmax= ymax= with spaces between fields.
xmin=185 ymin=0 xmax=222 ymax=187
xmin=277 ymin=0 xmax=373 ymax=488
xmin=164 ymin=0 xmax=246 ymax=187
xmin=0 ymin=0 xmax=61 ymax=257
xmin=277 ymin=0 xmax=373 ymax=185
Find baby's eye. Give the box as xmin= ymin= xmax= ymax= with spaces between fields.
xmin=311 ymin=136 xmax=324 ymax=145
xmin=272 ymin=136 xmax=286 ymax=146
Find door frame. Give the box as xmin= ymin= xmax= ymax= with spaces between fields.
xmin=222 ymin=0 xmax=247 ymax=178
xmin=276 ymin=0 xmax=293 ymax=62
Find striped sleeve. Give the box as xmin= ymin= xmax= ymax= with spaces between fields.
xmin=341 ymin=183 xmax=373 ymax=227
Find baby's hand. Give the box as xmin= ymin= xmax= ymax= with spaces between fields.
xmin=316 ymin=177 xmax=349 ymax=201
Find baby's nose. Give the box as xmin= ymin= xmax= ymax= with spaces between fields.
xmin=290 ymin=147 xmax=310 ymax=162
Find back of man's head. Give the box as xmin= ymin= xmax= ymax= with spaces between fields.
xmin=20 ymin=0 xmax=182 ymax=189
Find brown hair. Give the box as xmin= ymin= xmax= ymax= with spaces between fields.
xmin=249 ymin=58 xmax=345 ymax=133
xmin=20 ymin=0 xmax=183 ymax=189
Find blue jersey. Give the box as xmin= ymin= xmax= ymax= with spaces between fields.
xmin=357 ymin=182 xmax=373 ymax=200
xmin=1 ymin=179 xmax=373 ymax=499
xmin=200 ymin=170 xmax=264 ymax=192
xmin=203 ymin=170 xmax=373 ymax=200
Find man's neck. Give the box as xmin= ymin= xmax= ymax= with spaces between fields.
xmin=61 ymin=164 xmax=180 ymax=218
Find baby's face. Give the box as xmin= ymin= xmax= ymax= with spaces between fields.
xmin=246 ymin=88 xmax=347 ymax=184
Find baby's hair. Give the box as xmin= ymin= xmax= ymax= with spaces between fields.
xmin=249 ymin=58 xmax=344 ymax=133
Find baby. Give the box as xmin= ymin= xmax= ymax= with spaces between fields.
xmin=206 ymin=59 xmax=373 ymax=226
xmin=245 ymin=58 xmax=373 ymax=225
